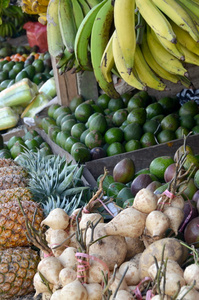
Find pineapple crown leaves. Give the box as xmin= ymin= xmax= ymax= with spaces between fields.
xmin=42 ymin=191 xmax=83 ymax=217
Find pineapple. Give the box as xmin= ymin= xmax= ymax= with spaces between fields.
xmin=0 ymin=187 xmax=33 ymax=204
xmin=0 ymin=247 xmax=40 ymax=299
xmin=0 ymin=200 xmax=44 ymax=249
xmin=0 ymin=158 xmax=17 ymax=168
xmin=0 ymin=175 xmax=28 ymax=190
xmin=0 ymin=166 xmax=28 ymax=177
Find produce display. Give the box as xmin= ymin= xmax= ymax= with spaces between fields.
xmin=36 ymin=90 xmax=199 ymax=163
xmin=45 ymin=0 xmax=199 ymax=97
xmin=0 ymin=133 xmax=197 ymax=299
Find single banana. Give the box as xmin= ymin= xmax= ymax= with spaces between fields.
xmin=58 ymin=0 xmax=77 ymax=53
xmin=147 ymin=25 xmax=188 ymax=76
xmin=151 ymin=0 xmax=199 ymax=43
xmin=90 ymin=0 xmax=120 ymax=98
xmin=178 ymin=0 xmax=199 ymax=18
xmin=37 ymin=0 xmax=49 ymax=6
xmin=74 ymin=0 xmax=108 ymax=71
xmin=114 ymin=0 xmax=136 ymax=73
xmin=175 ymin=0 xmax=199 ymax=29
xmin=38 ymin=13 xmax=47 ymax=25
xmin=176 ymin=42 xmax=199 ymax=66
xmin=135 ymin=0 xmax=176 ymax=43
xmin=21 ymin=3 xmax=38 ymax=14
xmin=32 ymin=1 xmax=48 ymax=13
xmin=141 ymin=31 xmax=179 ymax=83
xmin=177 ymin=75 xmax=193 ymax=88
xmin=78 ymin=0 xmax=91 ymax=15
xmin=72 ymin=0 xmax=85 ymax=29
xmin=112 ymin=30 xmax=146 ymax=91
xmin=86 ymin=0 xmax=103 ymax=8
xmin=100 ymin=32 xmax=114 ymax=83
xmin=170 ymin=20 xmax=199 ymax=56
xmin=134 ymin=44 xmax=167 ymax=91
xmin=151 ymin=28 xmax=184 ymax=61
xmin=47 ymin=0 xmax=65 ymax=58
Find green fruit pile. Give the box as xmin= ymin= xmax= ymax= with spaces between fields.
xmin=2 ymin=129 xmax=53 ymax=160
xmin=42 ymin=90 xmax=199 ymax=163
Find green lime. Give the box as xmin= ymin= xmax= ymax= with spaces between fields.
xmin=124 ymin=139 xmax=141 ymax=152
xmin=123 ymin=123 xmax=143 ymax=142
xmin=157 ymin=129 xmax=176 ymax=143
xmin=61 ymin=119 xmax=77 ymax=132
xmin=60 ymin=114 xmax=76 ymax=126
xmin=0 ymin=60 xmax=8 ymax=71
xmin=108 ymin=97 xmax=124 ymax=112
xmin=32 ymin=73 xmax=46 ymax=85
xmin=53 ymin=106 xmax=72 ymax=120
xmin=0 ymin=70 xmax=9 ymax=82
xmin=15 ymin=70 xmax=28 ymax=82
xmin=106 ymin=142 xmax=125 ymax=156
xmin=127 ymin=95 xmax=146 ymax=112
xmin=158 ymin=96 xmax=180 ymax=114
xmin=80 ymin=128 xmax=90 ymax=144
xmin=24 ymin=65 xmax=36 ymax=80
xmin=107 ymin=182 xmax=126 ymax=198
xmin=74 ymin=102 xmax=94 ymax=123
xmin=116 ymin=187 xmax=134 ymax=207
xmin=71 ymin=123 xmax=87 ymax=139
xmin=13 ymin=62 xmax=24 ymax=73
xmin=0 ymin=79 xmax=13 ymax=89
xmin=180 ymin=115 xmax=196 ymax=130
xmin=39 ymin=146 xmax=52 ymax=156
xmin=97 ymin=174 xmax=114 ymax=194
xmin=10 ymin=141 xmax=26 ymax=159
xmin=178 ymin=178 xmax=197 ymax=200
xmin=192 ymin=125 xmax=199 ymax=134
xmin=175 ymin=126 xmax=190 ymax=139
xmin=96 ymin=94 xmax=111 ymax=109
xmin=143 ymin=119 xmax=160 ymax=134
xmin=133 ymin=90 xmax=152 ymax=107
xmin=160 ymin=114 xmax=180 ymax=131
xmin=33 ymin=135 xmax=44 ymax=145
xmin=56 ymin=113 xmax=71 ymax=127
xmin=24 ymin=139 xmax=39 ymax=150
xmin=84 ymin=130 xmax=103 ymax=149
xmin=140 ymin=132 xmax=157 ymax=148
xmin=2 ymin=61 xmax=15 ymax=72
xmin=7 ymin=136 xmax=24 ymax=150
xmin=89 ymin=113 xmax=108 ymax=134
xmin=112 ymin=109 xmax=128 ymax=127
xmin=179 ymin=100 xmax=199 ymax=117
xmin=71 ymin=146 xmax=91 ymax=163
xmin=146 ymin=102 xmax=164 ymax=119
xmin=194 ymin=114 xmax=199 ymax=125
xmin=32 ymin=59 xmax=45 ymax=73
xmin=183 ymin=154 xmax=199 ymax=177
xmin=151 ymin=114 xmax=165 ymax=123
xmin=104 ymin=127 xmax=124 ymax=144
xmin=48 ymin=126 xmax=61 ymax=142
xmin=56 ymin=130 xmax=71 ymax=148
xmin=121 ymin=92 xmax=132 ymax=107
xmin=149 ymin=155 xmax=175 ymax=181
xmin=48 ymin=103 xmax=61 ymax=118
xmin=41 ymin=117 xmax=57 ymax=134
xmin=8 ymin=69 xmax=18 ymax=80
xmin=91 ymin=104 xmax=104 ymax=114
xmin=127 ymin=107 xmax=146 ymax=125
xmin=64 ymin=136 xmax=79 ymax=153
xmin=86 ymin=112 xmax=100 ymax=128
xmin=194 ymin=169 xmax=199 ymax=189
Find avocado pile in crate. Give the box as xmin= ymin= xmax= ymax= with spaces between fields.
xmin=37 ymin=90 xmax=199 ymax=164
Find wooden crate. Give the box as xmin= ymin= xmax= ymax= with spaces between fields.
xmin=85 ymin=134 xmax=199 ymax=180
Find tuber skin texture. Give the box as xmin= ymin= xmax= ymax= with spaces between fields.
xmin=163 ymin=206 xmax=184 ymax=235
xmin=125 ymin=237 xmax=145 ymax=260
xmin=184 ymin=263 xmax=199 ymax=290
xmin=119 ymin=261 xmax=140 ymax=285
xmin=160 ymin=272 xmax=185 ymax=297
xmin=139 ymin=237 xmax=188 ymax=279
xmin=83 ymin=282 xmax=103 ymax=300
xmin=145 ymin=210 xmax=170 ymax=237
xmin=57 ymin=247 xmax=77 ymax=270
xmin=59 ymin=279 xmax=88 ymax=300
xmin=59 ymin=267 xmax=77 ymax=287
xmin=176 ymin=285 xmax=199 ymax=299
xmin=104 ymin=207 xmax=147 ymax=238
xmin=110 ymin=289 xmax=135 ymax=299
xmin=37 ymin=256 xmax=64 ymax=286
xmin=148 ymin=259 xmax=184 ymax=280
xmin=79 ymin=212 xmax=104 ymax=230
xmin=133 ymin=188 xmax=158 ymax=214
xmin=41 ymin=208 xmax=70 ymax=230
xmin=50 ymin=289 xmax=62 ymax=300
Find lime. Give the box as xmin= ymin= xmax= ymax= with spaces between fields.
xmin=127 ymin=107 xmax=146 ymax=125
xmin=127 ymin=96 xmax=144 ymax=112
xmin=85 ymin=130 xmax=103 ymax=149
xmin=96 ymin=94 xmax=111 ymax=109
xmin=48 ymin=103 xmax=61 ymax=118
xmin=32 ymin=73 xmax=46 ymax=85
xmin=33 ymin=135 xmax=44 ymax=146
xmin=0 ymin=79 xmax=13 ymax=89
xmin=10 ymin=141 xmax=26 ymax=159
xmin=112 ymin=109 xmax=128 ymax=127
xmin=91 ymin=104 xmax=104 ymax=114
xmin=32 ymin=59 xmax=45 ymax=73
xmin=121 ymin=92 xmax=132 ymax=107
xmin=106 ymin=142 xmax=125 ymax=156
xmin=15 ymin=70 xmax=28 ymax=82
xmin=13 ymin=62 xmax=24 ymax=73
xmin=160 ymin=114 xmax=180 ymax=131
xmin=86 ymin=112 xmax=100 ymax=128
xmin=0 ymin=60 xmax=8 ymax=71
xmin=151 ymin=114 xmax=165 ymax=123
xmin=8 ymin=69 xmax=18 ymax=80
xmin=97 ymin=174 xmax=114 ymax=194
xmin=71 ymin=146 xmax=91 ymax=163
xmin=41 ymin=117 xmax=57 ymax=134
xmin=0 ymin=70 xmax=9 ymax=81
xmin=2 ymin=61 xmax=15 ymax=72
xmin=24 ymin=139 xmax=39 ymax=150
xmin=146 ymin=102 xmax=164 ymax=119
xmin=179 ymin=100 xmax=199 ymax=117
xmin=61 ymin=119 xmax=77 ymax=132
xmin=123 ymin=123 xmax=143 ymax=141
xmin=80 ymin=128 xmax=90 ymax=143
xmin=175 ymin=126 xmax=189 ymax=139
xmin=180 ymin=115 xmax=195 ymax=130
xmin=7 ymin=136 xmax=24 ymax=150
xmin=104 ymin=127 xmax=124 ymax=144
xmin=64 ymin=136 xmax=79 ymax=153
xmin=178 ymin=178 xmax=197 ymax=200
xmin=89 ymin=113 xmax=108 ymax=134
xmin=70 ymin=141 xmax=87 ymax=153
xmin=124 ymin=139 xmax=141 ymax=152
xmin=56 ymin=131 xmax=71 ymax=148
xmin=107 ymin=182 xmax=126 ymax=198
xmin=133 ymin=90 xmax=152 ymax=107
xmin=158 ymin=96 xmax=180 ymax=114
xmin=39 ymin=146 xmax=52 ymax=156
xmin=183 ymin=154 xmax=199 ymax=177
xmin=194 ymin=114 xmax=199 ymax=125
xmin=108 ymin=97 xmax=124 ymax=112
xmin=157 ymin=129 xmax=176 ymax=143
xmin=143 ymin=119 xmax=160 ymax=134
xmin=71 ymin=123 xmax=87 ymax=139
xmin=24 ymin=65 xmax=36 ymax=81
xmin=53 ymin=106 xmax=72 ymax=120
xmin=56 ymin=113 xmax=71 ymax=127
xmin=194 ymin=169 xmax=199 ymax=189
xmin=74 ymin=102 xmax=94 ymax=123
xmin=149 ymin=155 xmax=175 ymax=181
xmin=140 ymin=132 xmax=157 ymax=148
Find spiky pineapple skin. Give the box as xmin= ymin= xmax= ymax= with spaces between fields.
xmin=0 ymin=247 xmax=40 ymax=299
xmin=0 ymin=158 xmax=17 ymax=168
xmin=0 ymin=187 xmax=33 ymax=204
xmin=0 ymin=175 xmax=28 ymax=190
xmin=0 ymin=200 xmax=44 ymax=249
xmin=0 ymin=166 xmax=28 ymax=178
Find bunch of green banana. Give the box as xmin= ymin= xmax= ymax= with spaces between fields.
xmin=46 ymin=0 xmax=103 ymax=74
xmin=0 ymin=22 xmax=16 ymax=38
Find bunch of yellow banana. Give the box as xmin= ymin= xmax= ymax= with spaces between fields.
xmin=45 ymin=0 xmax=102 ymax=74
xmin=20 ymin=0 xmax=49 ymax=17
